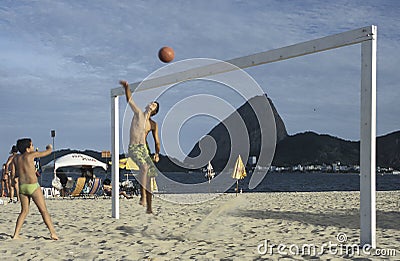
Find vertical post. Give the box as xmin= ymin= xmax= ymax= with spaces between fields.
xmin=360 ymin=25 xmax=377 ymax=248
xmin=51 ymin=130 xmax=56 ymax=179
xmin=111 ymin=94 xmax=120 ymax=219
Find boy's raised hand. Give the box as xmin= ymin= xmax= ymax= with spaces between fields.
xmin=119 ymin=80 xmax=129 ymax=88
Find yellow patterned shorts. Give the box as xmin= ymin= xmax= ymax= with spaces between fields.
xmin=128 ymin=144 xmax=158 ymax=177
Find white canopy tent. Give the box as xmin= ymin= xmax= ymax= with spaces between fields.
xmin=44 ymin=153 xmax=108 ymax=171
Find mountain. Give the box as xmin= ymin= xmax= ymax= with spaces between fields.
xmin=186 ymin=94 xmax=400 ymax=171
xmin=272 ymin=132 xmax=360 ymax=166
xmin=41 ymin=93 xmax=400 ymax=172
xmin=186 ymin=95 xmax=288 ymax=171
xmin=377 ymin=131 xmax=400 ymax=169
xmin=274 ymin=130 xmax=400 ymax=169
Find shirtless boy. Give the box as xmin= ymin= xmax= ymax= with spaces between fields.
xmin=120 ymin=80 xmax=160 ymax=214
xmin=11 ymin=138 xmax=58 ymax=240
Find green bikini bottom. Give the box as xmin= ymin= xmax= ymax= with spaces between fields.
xmin=19 ymin=183 xmax=40 ymax=196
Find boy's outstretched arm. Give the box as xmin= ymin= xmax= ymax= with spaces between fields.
xmin=119 ymin=80 xmax=141 ymax=114
xmin=32 ymin=144 xmax=53 ymax=158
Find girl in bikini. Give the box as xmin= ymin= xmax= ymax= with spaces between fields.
xmin=1 ymin=164 xmax=9 ymax=197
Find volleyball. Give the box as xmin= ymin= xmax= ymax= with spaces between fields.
xmin=158 ymin=46 xmax=175 ymax=63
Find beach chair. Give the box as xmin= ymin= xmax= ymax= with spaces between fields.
xmin=85 ymin=178 xmax=101 ymax=198
xmin=70 ymin=177 xmax=86 ymax=197
xmin=65 ymin=177 xmax=74 ymax=192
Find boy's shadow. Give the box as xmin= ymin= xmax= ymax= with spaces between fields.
xmin=0 ymin=232 xmax=12 ymax=240
xmin=0 ymin=233 xmax=51 ymax=240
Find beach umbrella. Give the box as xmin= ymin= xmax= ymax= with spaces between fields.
xmin=231 ymin=155 xmax=247 ymax=196
xmin=108 ymin=158 xmax=139 ymax=170
xmin=150 ymin=177 xmax=158 ymax=192
xmin=205 ymin=161 xmax=215 ymax=193
xmin=205 ymin=161 xmax=215 ymax=183
xmin=118 ymin=158 xmax=139 ymax=171
xmin=108 ymin=158 xmax=139 ymax=182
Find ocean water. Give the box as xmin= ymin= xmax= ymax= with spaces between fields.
xmin=157 ymin=172 xmax=400 ymax=194
xmin=37 ymin=170 xmax=400 ymax=193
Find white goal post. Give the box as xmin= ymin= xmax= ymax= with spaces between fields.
xmin=111 ymin=25 xmax=377 ymax=247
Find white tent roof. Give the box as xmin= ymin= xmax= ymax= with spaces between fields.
xmin=50 ymin=153 xmax=107 ymax=171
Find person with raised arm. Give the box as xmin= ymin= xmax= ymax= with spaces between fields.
xmin=11 ymin=138 xmax=58 ymax=240
xmin=120 ymin=80 xmax=160 ymax=214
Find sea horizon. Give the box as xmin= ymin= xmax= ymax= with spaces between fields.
xmin=37 ymin=170 xmax=400 ymax=195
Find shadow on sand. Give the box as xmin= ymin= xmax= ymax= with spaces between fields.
xmin=233 ymin=209 xmax=400 ymax=230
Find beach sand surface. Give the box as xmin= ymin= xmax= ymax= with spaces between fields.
xmin=0 ymin=191 xmax=399 ymax=260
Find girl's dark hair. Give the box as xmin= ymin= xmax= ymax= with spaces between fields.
xmin=10 ymin=145 xmax=18 ymax=154
xmin=17 ymin=138 xmax=32 ymax=154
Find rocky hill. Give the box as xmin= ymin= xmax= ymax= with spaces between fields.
xmin=185 ymin=95 xmax=288 ymax=171
xmin=272 ymin=132 xmax=360 ymax=166
xmin=274 ymin=130 xmax=400 ymax=169
xmin=185 ymin=95 xmax=400 ymax=171
xmin=376 ymin=131 xmax=400 ymax=169
xmin=40 ymin=94 xmax=400 ymax=172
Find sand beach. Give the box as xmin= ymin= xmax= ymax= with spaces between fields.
xmin=0 ymin=191 xmax=398 ymax=260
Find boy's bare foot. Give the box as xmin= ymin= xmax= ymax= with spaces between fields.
xmin=50 ymin=234 xmax=59 ymax=240
xmin=12 ymin=235 xmax=22 ymax=240
xmin=139 ymin=198 xmax=146 ymax=206
xmin=146 ymin=209 xmax=153 ymax=214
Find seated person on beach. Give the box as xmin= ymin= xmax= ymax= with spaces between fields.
xmin=103 ymin=178 xmax=133 ymax=199
xmin=10 ymin=138 xmax=58 ymax=240
xmin=81 ymin=167 xmax=94 ymax=193
xmin=56 ymin=170 xmax=68 ymax=197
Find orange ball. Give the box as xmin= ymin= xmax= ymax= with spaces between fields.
xmin=158 ymin=46 xmax=175 ymax=63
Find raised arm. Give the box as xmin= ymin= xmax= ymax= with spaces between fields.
xmin=31 ymin=144 xmax=53 ymax=159
xmin=119 ymin=80 xmax=141 ymax=114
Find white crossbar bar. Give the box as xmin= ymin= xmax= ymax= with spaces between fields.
xmin=111 ymin=26 xmax=374 ymax=97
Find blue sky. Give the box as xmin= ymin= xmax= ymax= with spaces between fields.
xmin=0 ymin=0 xmax=399 ymax=162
